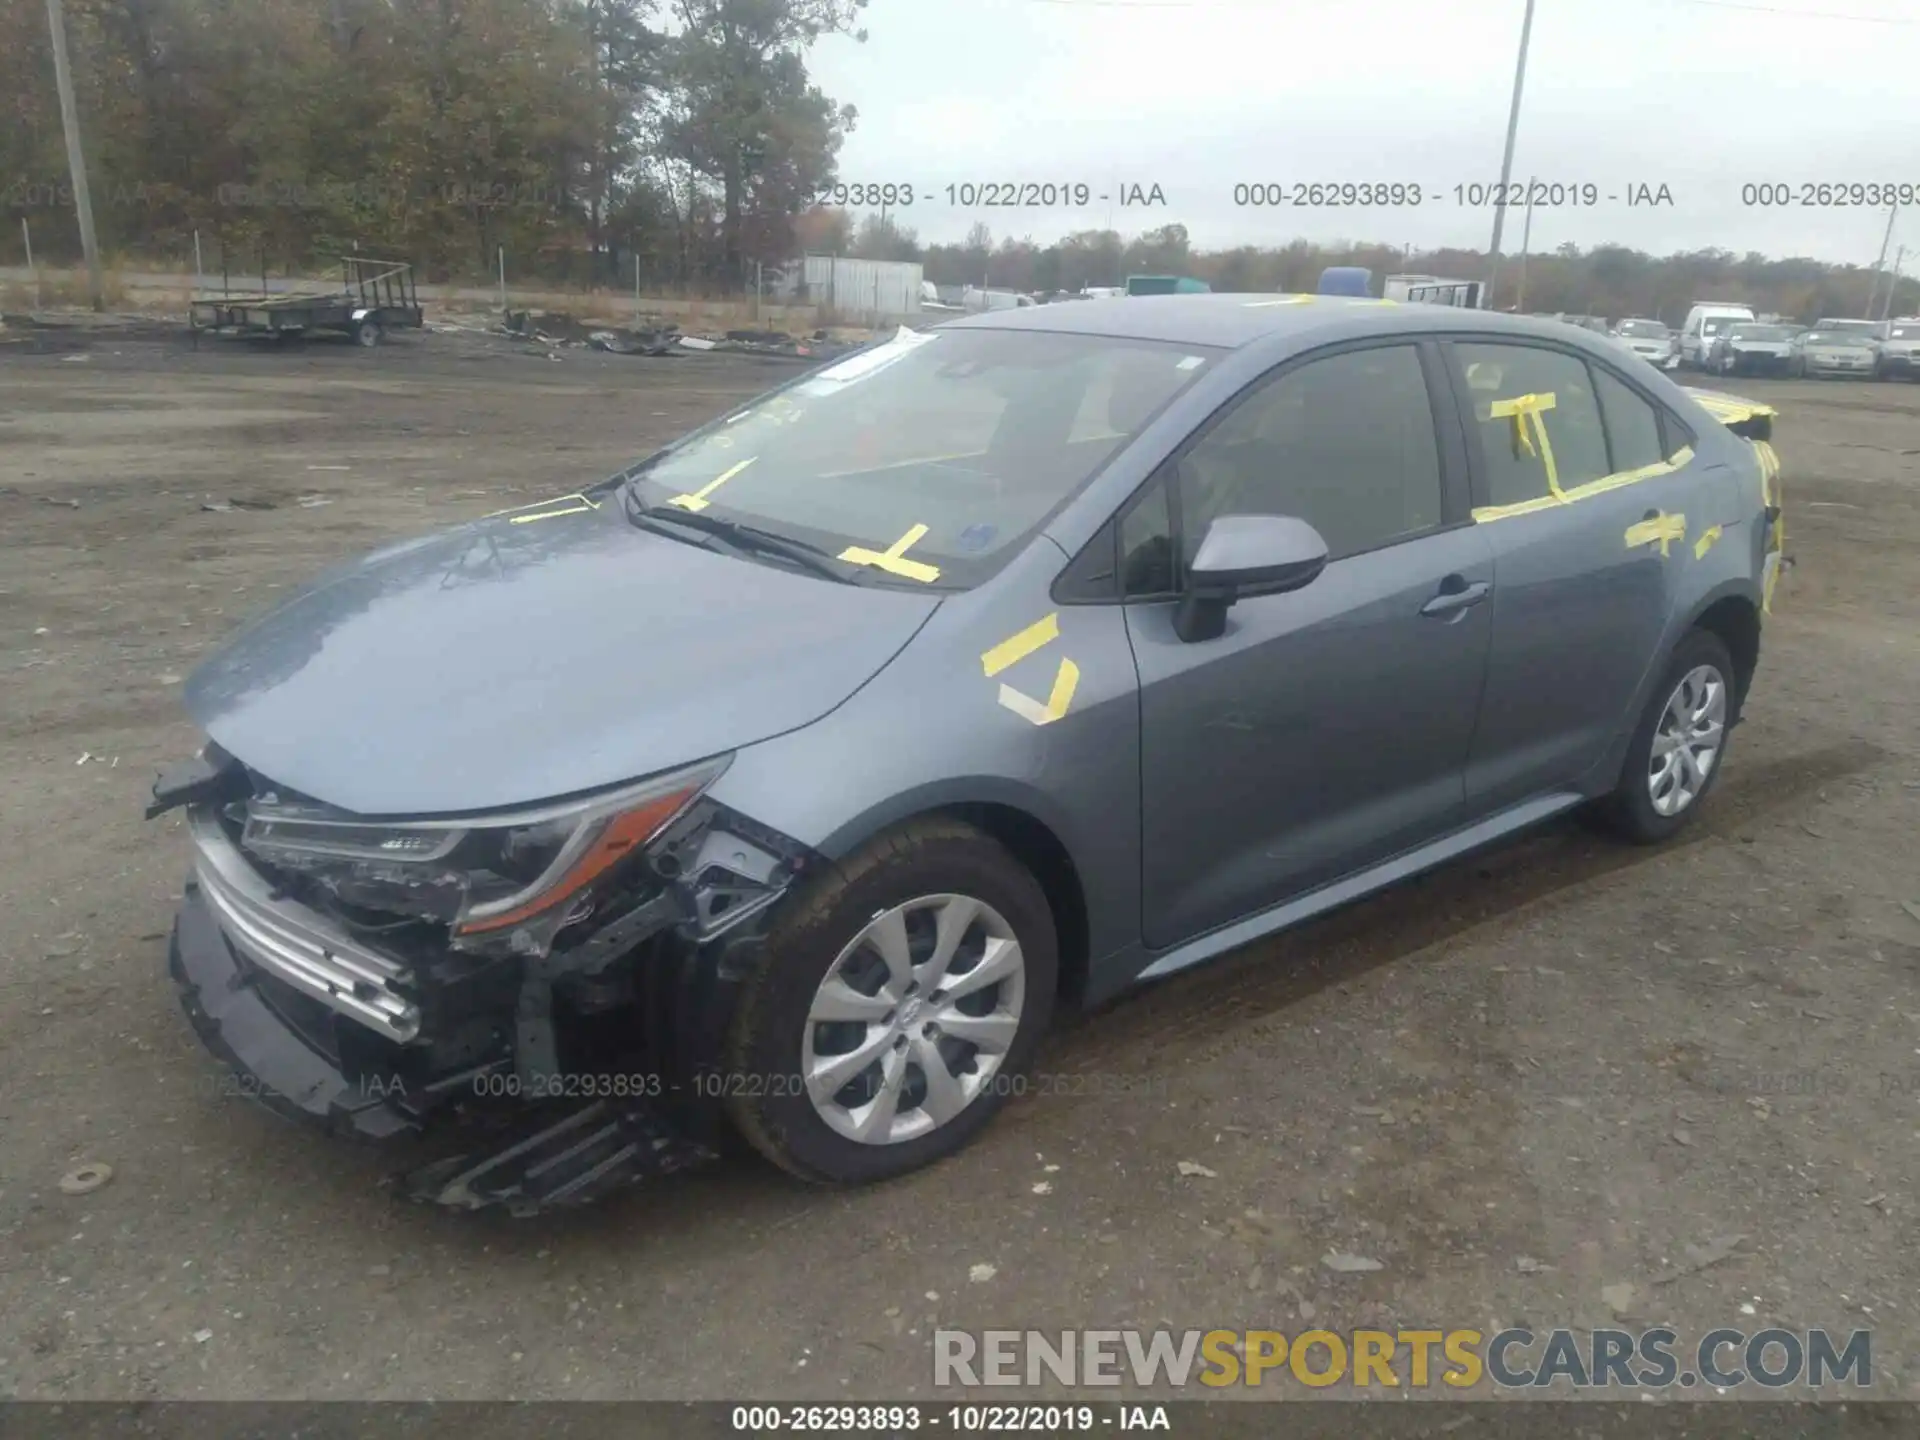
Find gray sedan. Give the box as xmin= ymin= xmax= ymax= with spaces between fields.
xmin=1792 ymin=327 xmax=1878 ymax=378
xmin=150 ymin=298 xmax=1785 ymax=1208
xmin=1876 ymin=318 xmax=1920 ymax=380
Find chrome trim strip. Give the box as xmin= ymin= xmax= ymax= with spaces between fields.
xmin=186 ymin=806 xmax=421 ymax=1042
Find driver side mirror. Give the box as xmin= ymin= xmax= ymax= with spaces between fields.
xmin=1174 ymin=514 xmax=1329 ymax=643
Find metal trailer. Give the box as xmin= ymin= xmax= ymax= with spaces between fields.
xmin=1386 ymin=274 xmax=1487 ymax=308
xmin=189 ymin=255 xmax=423 ymax=349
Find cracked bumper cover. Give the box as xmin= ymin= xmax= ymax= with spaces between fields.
xmin=171 ymin=878 xmax=726 ymax=1209
xmin=164 ymin=790 xmax=814 ymax=1210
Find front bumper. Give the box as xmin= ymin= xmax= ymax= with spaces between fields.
xmin=1721 ymin=351 xmax=1791 ymax=374
xmin=163 ymin=789 xmax=813 ymax=1211
xmin=170 ymin=878 xmax=721 ymax=1209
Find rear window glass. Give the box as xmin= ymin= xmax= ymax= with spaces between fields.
xmin=1594 ymin=368 xmax=1665 ymax=473
xmin=1450 ymin=343 xmax=1611 ymax=508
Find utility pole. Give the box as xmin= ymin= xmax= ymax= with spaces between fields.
xmin=1515 ymin=179 xmax=1538 ymax=311
xmin=1866 ymin=204 xmax=1898 ymax=317
xmin=45 ymin=0 xmax=104 ymax=310
xmin=1881 ymin=245 xmax=1907 ymax=321
xmin=1484 ymin=0 xmax=1538 ymax=310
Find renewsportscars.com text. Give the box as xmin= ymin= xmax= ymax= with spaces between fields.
xmin=934 ymin=1327 xmax=1872 ymax=1391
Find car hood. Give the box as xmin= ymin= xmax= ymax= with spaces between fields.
xmin=184 ymin=499 xmax=942 ymax=815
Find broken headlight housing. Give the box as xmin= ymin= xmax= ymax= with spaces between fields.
xmin=237 ymin=755 xmax=731 ymax=953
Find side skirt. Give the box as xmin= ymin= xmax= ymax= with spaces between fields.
xmin=1132 ymin=791 xmax=1587 ymax=985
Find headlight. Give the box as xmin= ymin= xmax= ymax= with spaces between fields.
xmin=239 ymin=755 xmax=730 ymax=947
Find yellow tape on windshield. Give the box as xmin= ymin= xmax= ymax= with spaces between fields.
xmin=668 ymin=456 xmax=756 ymax=513
xmin=1693 ymin=524 xmax=1723 ymax=559
xmin=1625 ymin=511 xmax=1687 ymax=557
xmin=840 ymin=523 xmax=941 ymax=583
xmin=1487 ymin=392 xmax=1562 ymax=497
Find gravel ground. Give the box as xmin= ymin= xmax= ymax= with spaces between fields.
xmin=1 ymin=326 xmax=1917 ymax=1405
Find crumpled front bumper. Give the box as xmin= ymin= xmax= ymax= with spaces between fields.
xmin=169 ymin=873 xmax=723 ymax=1213
xmin=171 ymin=877 xmax=421 ymax=1139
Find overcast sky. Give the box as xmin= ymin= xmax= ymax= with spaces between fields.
xmin=808 ymin=0 xmax=1919 ymax=267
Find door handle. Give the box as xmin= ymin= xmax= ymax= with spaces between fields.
xmin=1420 ymin=579 xmax=1492 ymax=618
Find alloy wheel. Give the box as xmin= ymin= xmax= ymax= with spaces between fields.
xmin=1648 ymin=665 xmax=1727 ymax=817
xmin=801 ymin=894 xmax=1027 ymax=1145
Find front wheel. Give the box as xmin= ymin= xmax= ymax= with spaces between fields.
xmin=354 ymin=317 xmax=383 ymax=348
xmin=1596 ymin=629 xmax=1737 ymax=844
xmin=723 ymin=818 xmax=1058 ymax=1184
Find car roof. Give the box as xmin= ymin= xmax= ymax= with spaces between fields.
xmin=936 ymin=293 xmax=1624 ymax=352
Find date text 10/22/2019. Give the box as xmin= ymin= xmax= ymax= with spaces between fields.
xmin=813 ymin=180 xmax=1679 ymax=210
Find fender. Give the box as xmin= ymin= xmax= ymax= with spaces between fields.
xmin=1582 ymin=574 xmax=1763 ymax=797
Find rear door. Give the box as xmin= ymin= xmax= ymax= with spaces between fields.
xmin=1442 ymin=338 xmax=1703 ymax=809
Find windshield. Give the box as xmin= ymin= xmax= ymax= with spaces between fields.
xmin=1815 ymin=319 xmax=1878 ymax=332
xmin=1699 ymin=318 xmax=1734 ymax=335
xmin=1728 ymin=325 xmax=1793 ymax=341
xmin=1618 ymin=320 xmax=1668 ymax=338
xmin=623 ymin=326 xmax=1216 ymax=589
xmin=1891 ymin=324 xmax=1920 ymax=339
xmin=1805 ymin=330 xmax=1871 ymax=346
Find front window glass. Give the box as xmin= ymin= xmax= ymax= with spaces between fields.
xmin=1617 ymin=320 xmax=1669 ymax=338
xmin=1728 ymin=325 xmax=1794 ymax=341
xmin=625 ymin=327 xmax=1217 ymax=588
xmin=1804 ymin=330 xmax=1871 ymax=347
xmin=1173 ymin=344 xmax=1442 ymax=563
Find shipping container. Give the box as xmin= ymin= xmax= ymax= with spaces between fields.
xmin=801 ymin=255 xmax=925 ymax=320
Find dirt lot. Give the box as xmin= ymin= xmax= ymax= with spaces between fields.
xmin=2 ymin=326 xmax=1918 ymax=1405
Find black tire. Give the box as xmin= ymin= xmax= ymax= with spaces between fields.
xmin=723 ymin=817 xmax=1058 ymax=1185
xmin=355 ymin=317 xmax=383 ymax=348
xmin=1597 ymin=629 xmax=1738 ymax=845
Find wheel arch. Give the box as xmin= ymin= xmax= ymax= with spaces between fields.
xmin=814 ymin=781 xmax=1095 ymax=1010
xmin=1684 ymin=585 xmax=1762 ymax=711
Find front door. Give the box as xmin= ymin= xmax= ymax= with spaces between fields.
xmin=1125 ymin=341 xmax=1495 ymax=951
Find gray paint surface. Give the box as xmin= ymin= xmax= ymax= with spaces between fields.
xmin=185 ymin=503 xmax=940 ymax=815
xmin=180 ymin=296 xmax=1772 ymax=996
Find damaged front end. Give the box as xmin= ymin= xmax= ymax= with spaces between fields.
xmin=152 ymin=742 xmax=817 ymax=1213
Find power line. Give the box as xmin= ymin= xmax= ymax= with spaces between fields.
xmin=1024 ymin=0 xmax=1916 ymax=20
xmin=1682 ymin=0 xmax=1915 ymax=22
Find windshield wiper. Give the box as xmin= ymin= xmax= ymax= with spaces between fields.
xmin=622 ymin=487 xmax=868 ymax=586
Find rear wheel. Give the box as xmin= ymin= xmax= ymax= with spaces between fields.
xmin=354 ymin=317 xmax=383 ymax=348
xmin=1597 ymin=629 xmax=1736 ymax=844
xmin=723 ymin=818 xmax=1057 ymax=1184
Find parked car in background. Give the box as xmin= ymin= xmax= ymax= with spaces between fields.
xmin=1614 ymin=318 xmax=1678 ymax=367
xmin=1812 ymin=317 xmax=1888 ymax=343
xmin=1791 ymin=326 xmax=1878 ymax=378
xmin=1679 ymin=303 xmax=1756 ymax=369
xmin=1874 ymin=318 xmax=1920 ymax=379
xmin=1706 ymin=322 xmax=1797 ymax=377
xmin=149 ymin=298 xmax=1785 ymax=1208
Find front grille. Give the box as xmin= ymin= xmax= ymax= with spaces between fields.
xmin=187 ymin=806 xmax=423 ymax=1042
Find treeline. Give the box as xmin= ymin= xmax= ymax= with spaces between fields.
xmin=825 ymin=215 xmax=1917 ymax=325
xmin=2 ymin=0 xmax=866 ymax=288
